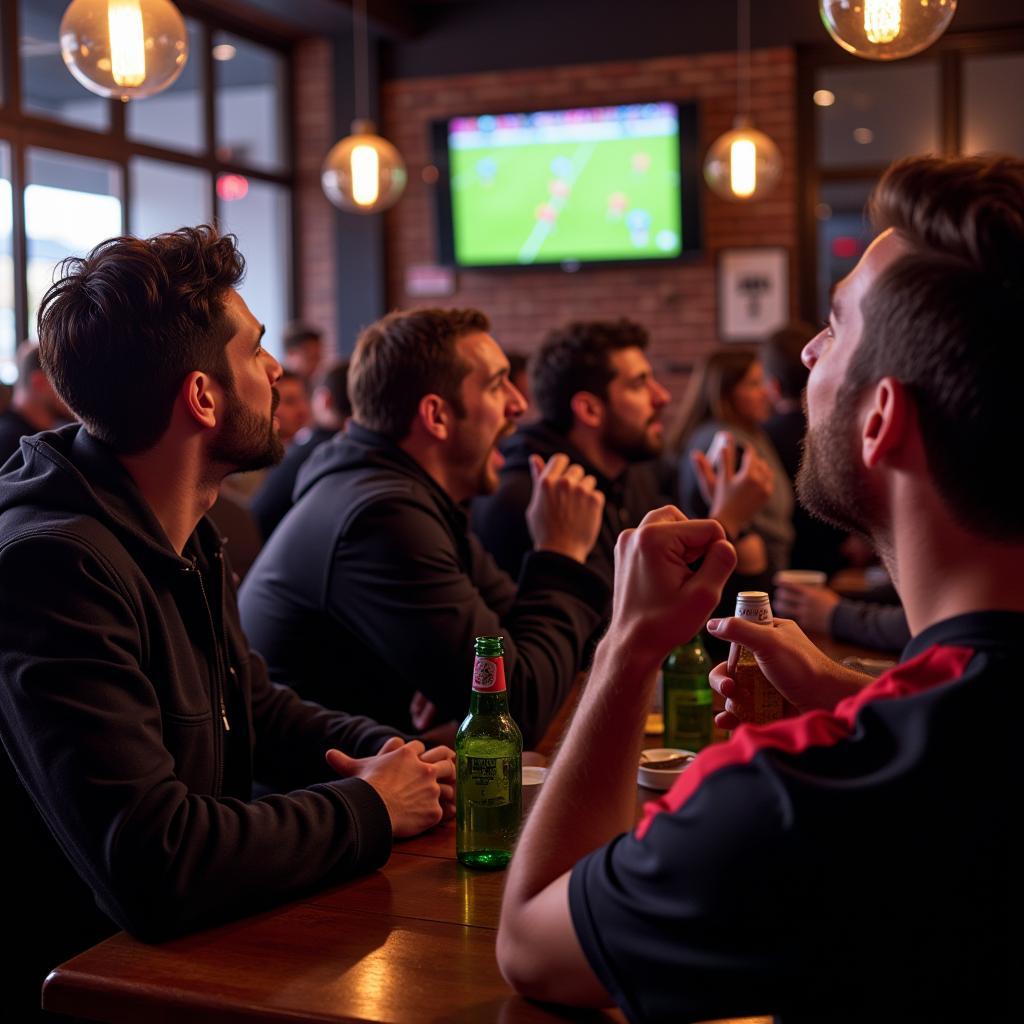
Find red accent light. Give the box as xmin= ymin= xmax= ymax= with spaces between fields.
xmin=217 ymin=174 xmax=249 ymax=202
xmin=831 ymin=236 xmax=861 ymax=260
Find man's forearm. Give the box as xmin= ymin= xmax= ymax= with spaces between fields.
xmin=504 ymin=627 xmax=660 ymax=904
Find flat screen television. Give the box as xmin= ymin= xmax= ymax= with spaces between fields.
xmin=432 ymin=101 xmax=702 ymax=270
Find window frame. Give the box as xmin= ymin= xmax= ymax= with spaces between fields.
xmin=796 ymin=25 xmax=1024 ymax=322
xmin=0 ymin=0 xmax=297 ymax=345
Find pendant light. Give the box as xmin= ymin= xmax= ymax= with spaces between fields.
xmin=703 ymin=0 xmax=783 ymax=203
xmin=820 ymin=0 xmax=958 ymax=61
xmin=59 ymin=0 xmax=188 ymax=102
xmin=322 ymin=0 xmax=407 ymax=214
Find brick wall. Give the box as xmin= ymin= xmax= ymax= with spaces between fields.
xmin=379 ymin=48 xmax=798 ymax=400
xmin=292 ymin=36 xmax=339 ymax=358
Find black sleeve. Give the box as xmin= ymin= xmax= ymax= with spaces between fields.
xmin=470 ymin=468 xmax=534 ymax=579
xmin=0 ymin=534 xmax=393 ymax=942
xmin=250 ymin=448 xmax=306 ymax=540
xmin=328 ymin=498 xmax=609 ymax=747
xmin=831 ymin=599 xmax=911 ymax=654
xmin=569 ymin=767 xmax=803 ymax=1023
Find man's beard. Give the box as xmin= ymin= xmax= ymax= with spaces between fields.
xmin=796 ymin=387 xmax=879 ymax=541
xmin=211 ymin=386 xmax=284 ymax=474
xmin=473 ymin=423 xmax=514 ymax=496
xmin=601 ymin=414 xmax=662 ymax=464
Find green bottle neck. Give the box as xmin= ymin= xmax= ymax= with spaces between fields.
xmin=469 ymin=690 xmax=511 ymax=715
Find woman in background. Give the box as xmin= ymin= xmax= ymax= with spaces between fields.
xmin=672 ymin=348 xmax=794 ymax=576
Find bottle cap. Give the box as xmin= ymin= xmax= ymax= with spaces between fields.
xmin=734 ymin=591 xmax=773 ymax=625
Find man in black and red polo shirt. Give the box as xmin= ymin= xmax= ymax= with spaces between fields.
xmin=496 ymin=154 xmax=1016 ymax=1022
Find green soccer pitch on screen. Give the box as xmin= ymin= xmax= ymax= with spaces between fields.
xmin=436 ymin=102 xmax=701 ymax=269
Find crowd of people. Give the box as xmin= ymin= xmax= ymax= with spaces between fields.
xmin=0 ymin=152 xmax=1015 ymax=1020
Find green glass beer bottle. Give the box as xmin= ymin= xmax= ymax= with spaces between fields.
xmin=661 ymin=633 xmax=713 ymax=751
xmin=456 ymin=636 xmax=523 ymax=870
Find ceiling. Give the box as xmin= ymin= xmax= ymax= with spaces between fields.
xmin=197 ymin=0 xmax=1024 ymax=79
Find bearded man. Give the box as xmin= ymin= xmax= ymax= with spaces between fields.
xmin=0 ymin=228 xmax=456 ymax=1020
xmin=239 ymin=307 xmax=609 ymax=746
xmin=496 ymin=155 xmax=1016 ymax=1021
xmin=472 ymin=319 xmax=673 ymax=587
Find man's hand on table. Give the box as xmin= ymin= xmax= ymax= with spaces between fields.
xmin=706 ymin=615 xmax=870 ymax=729
xmin=326 ymin=737 xmax=456 ymax=837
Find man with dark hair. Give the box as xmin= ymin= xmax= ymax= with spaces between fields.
xmin=0 ymin=227 xmax=454 ymax=1020
xmin=497 ymin=155 xmax=1014 ymax=1020
xmin=239 ymin=307 xmax=609 ymax=747
xmin=0 ymin=342 xmax=73 ymax=464
xmin=473 ymin=319 xmax=671 ymax=585
xmin=282 ymin=320 xmax=324 ymax=382
xmin=251 ymin=360 xmax=352 ymax=540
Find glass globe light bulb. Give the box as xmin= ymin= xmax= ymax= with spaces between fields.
xmin=703 ymin=119 xmax=783 ymax=202
xmin=322 ymin=120 xmax=408 ymax=214
xmin=820 ymin=0 xmax=957 ymax=61
xmin=59 ymin=0 xmax=188 ymax=101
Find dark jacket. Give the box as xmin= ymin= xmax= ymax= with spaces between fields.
xmin=0 ymin=409 xmax=35 ymax=467
xmin=0 ymin=426 xmax=399 ymax=947
xmin=250 ymin=425 xmax=338 ymax=540
xmin=471 ymin=420 xmax=668 ymax=587
xmin=238 ymin=423 xmax=610 ymax=747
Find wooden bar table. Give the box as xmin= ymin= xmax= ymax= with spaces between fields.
xmin=42 ymin=817 xmax=630 ymax=1024
xmin=42 ymin=812 xmax=776 ymax=1024
xmin=43 ymin=633 xmax=881 ymax=1023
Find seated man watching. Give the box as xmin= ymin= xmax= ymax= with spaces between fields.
xmin=239 ymin=308 xmax=609 ymax=747
xmin=497 ymin=154 xmax=1013 ymax=1020
xmin=0 ymin=227 xmax=454 ymax=1020
xmin=472 ymin=318 xmax=672 ymax=586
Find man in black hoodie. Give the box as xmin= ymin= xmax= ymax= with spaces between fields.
xmin=473 ymin=319 xmax=672 ymax=587
xmin=0 ymin=228 xmax=454 ymax=1019
xmin=239 ymin=308 xmax=609 ymax=747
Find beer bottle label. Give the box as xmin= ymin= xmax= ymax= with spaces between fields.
xmin=463 ymin=755 xmax=513 ymax=805
xmin=472 ymin=655 xmax=507 ymax=693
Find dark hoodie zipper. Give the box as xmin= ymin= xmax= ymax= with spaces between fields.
xmin=185 ymin=557 xmax=228 ymax=797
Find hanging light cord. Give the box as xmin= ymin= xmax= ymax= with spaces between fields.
xmin=353 ymin=0 xmax=370 ymax=123
xmin=737 ymin=0 xmax=751 ymax=120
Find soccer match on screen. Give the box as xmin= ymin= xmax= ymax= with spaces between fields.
xmin=446 ymin=102 xmax=684 ymax=267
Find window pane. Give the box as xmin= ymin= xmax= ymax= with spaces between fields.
xmin=1 ymin=144 xmax=15 ymax=385
xmin=130 ymin=158 xmax=211 ymax=238
xmin=815 ymin=179 xmax=875 ymax=323
xmin=25 ymin=149 xmax=122 ymax=339
xmin=20 ymin=0 xmax=110 ymax=131
xmin=816 ymin=62 xmax=940 ymax=168
xmin=213 ymin=33 xmax=287 ymax=173
xmin=963 ymin=54 xmax=1024 ymax=157
xmin=219 ymin=178 xmax=290 ymax=357
xmin=126 ymin=19 xmax=205 ymax=154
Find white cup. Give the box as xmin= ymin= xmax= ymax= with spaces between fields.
xmin=522 ymin=765 xmax=548 ymax=813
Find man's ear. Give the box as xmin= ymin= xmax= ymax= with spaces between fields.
xmin=569 ymin=391 xmax=605 ymax=430
xmin=416 ymin=393 xmax=451 ymax=441
xmin=862 ymin=376 xmax=909 ymax=469
xmin=181 ymin=371 xmax=219 ymax=430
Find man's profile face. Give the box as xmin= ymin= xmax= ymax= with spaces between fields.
xmin=209 ymin=289 xmax=285 ymax=473
xmin=445 ymin=331 xmax=526 ymax=500
xmin=598 ymin=347 xmax=670 ymax=463
xmin=274 ymin=377 xmax=311 ymax=445
xmin=285 ymin=338 xmax=322 ymax=381
xmin=797 ymin=229 xmax=907 ymax=537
